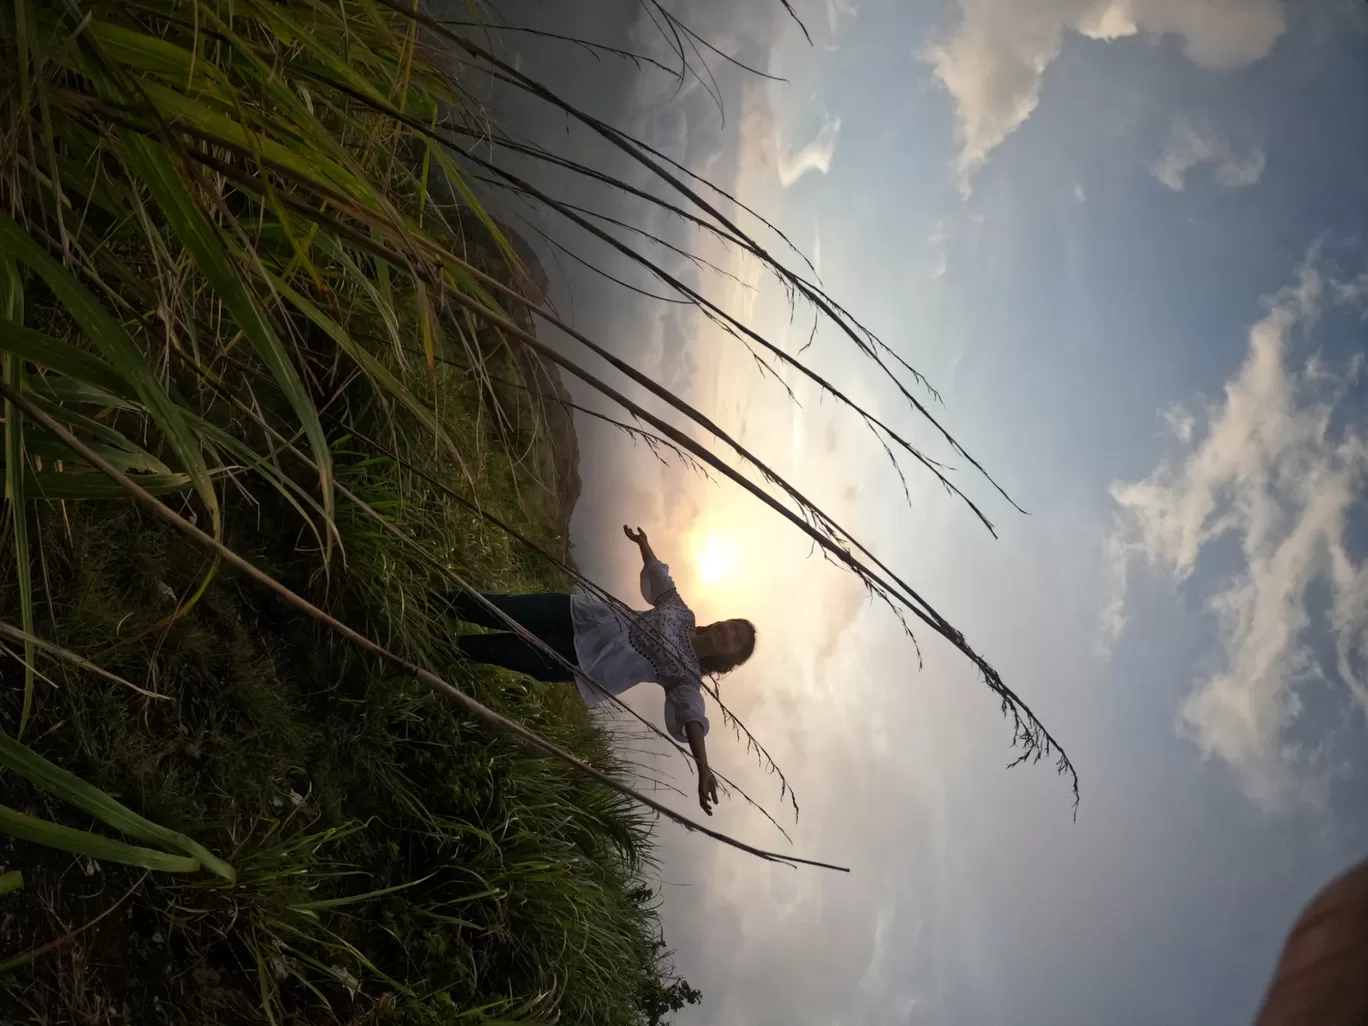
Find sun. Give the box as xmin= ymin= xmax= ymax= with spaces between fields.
xmin=693 ymin=531 xmax=741 ymax=585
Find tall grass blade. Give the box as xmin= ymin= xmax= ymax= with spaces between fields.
xmin=0 ymin=320 xmax=133 ymax=400
xmin=0 ymin=620 xmax=167 ymax=700
xmin=1 ymin=260 xmax=34 ymax=738
xmin=0 ymin=733 xmax=236 ymax=882
xmin=287 ymin=872 xmax=435 ymax=912
xmin=0 ymin=804 xmax=201 ymax=873
xmin=117 ymin=133 xmax=334 ymax=531
xmin=22 ymin=470 xmax=194 ymax=500
xmin=0 ymin=214 xmax=220 ymax=535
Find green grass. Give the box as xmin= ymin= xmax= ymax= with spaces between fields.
xmin=0 ymin=0 xmax=698 ymax=1020
xmin=0 ymin=292 xmax=688 ymax=1024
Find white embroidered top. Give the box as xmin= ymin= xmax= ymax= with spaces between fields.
xmin=568 ymin=559 xmax=709 ymax=743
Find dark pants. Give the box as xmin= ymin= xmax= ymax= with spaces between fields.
xmin=447 ymin=591 xmax=577 ymax=683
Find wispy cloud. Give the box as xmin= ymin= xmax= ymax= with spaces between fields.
xmin=825 ymin=0 xmax=858 ymax=38
xmin=1151 ymin=119 xmax=1266 ymax=191
xmin=777 ymin=115 xmax=842 ymax=187
xmin=925 ymin=0 xmax=1285 ymax=194
xmin=929 ymin=220 xmax=949 ymax=280
xmin=1106 ymin=259 xmax=1368 ymax=810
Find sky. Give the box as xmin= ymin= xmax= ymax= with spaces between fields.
xmin=461 ymin=1 xmax=1368 ymax=1023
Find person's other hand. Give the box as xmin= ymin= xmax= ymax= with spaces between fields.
xmin=697 ymin=765 xmax=719 ymax=816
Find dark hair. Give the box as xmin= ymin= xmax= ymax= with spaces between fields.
xmin=697 ymin=619 xmax=757 ymax=676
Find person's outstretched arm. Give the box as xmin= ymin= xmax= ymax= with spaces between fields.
xmin=625 ymin=526 xmax=677 ymax=606
xmin=667 ymin=693 xmax=717 ymax=814
xmin=683 ymin=720 xmax=719 ymax=815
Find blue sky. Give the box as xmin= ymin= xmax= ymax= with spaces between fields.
xmin=474 ymin=1 xmax=1368 ymax=1023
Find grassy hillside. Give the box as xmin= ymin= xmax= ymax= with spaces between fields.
xmin=0 ymin=302 xmax=680 ymax=1026
xmin=0 ymin=1 xmax=692 ymax=1022
xmin=0 ymin=234 xmax=688 ymax=1026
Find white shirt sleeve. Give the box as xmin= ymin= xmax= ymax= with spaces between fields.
xmin=640 ymin=558 xmax=677 ymax=606
xmin=663 ymin=683 xmax=709 ymax=743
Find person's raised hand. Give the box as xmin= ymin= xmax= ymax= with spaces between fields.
xmin=697 ymin=765 xmax=719 ymax=816
xmin=623 ymin=525 xmax=647 ymax=544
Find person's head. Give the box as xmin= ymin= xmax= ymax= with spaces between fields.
xmin=692 ymin=618 xmax=757 ymax=675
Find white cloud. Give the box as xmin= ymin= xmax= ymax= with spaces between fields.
xmin=1160 ymin=401 xmax=1196 ymax=443
xmin=1107 ymin=260 xmax=1368 ymax=810
xmin=776 ymin=116 xmax=842 ymax=187
xmin=1214 ymin=149 xmax=1267 ymax=189
xmin=1073 ymin=182 xmax=1087 ymax=203
xmin=825 ymin=0 xmax=858 ymax=38
xmin=929 ymin=219 xmax=949 ymax=280
xmin=1334 ymin=271 xmax=1368 ymax=308
xmin=926 ymin=0 xmax=1286 ymax=193
xmin=1150 ymin=119 xmax=1266 ymax=191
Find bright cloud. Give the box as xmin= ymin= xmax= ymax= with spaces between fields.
xmin=929 ymin=219 xmax=949 ymax=280
xmin=926 ymin=0 xmax=1286 ymax=192
xmin=1151 ymin=119 xmax=1266 ymax=191
xmin=1107 ymin=260 xmax=1368 ymax=810
xmin=777 ymin=115 xmax=842 ymax=187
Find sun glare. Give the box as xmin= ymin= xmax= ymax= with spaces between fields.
xmin=693 ymin=531 xmax=741 ymax=585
